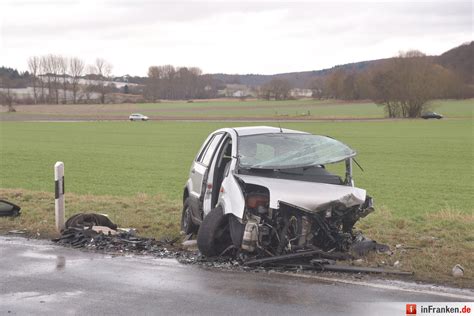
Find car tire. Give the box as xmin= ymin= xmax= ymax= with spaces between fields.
xmin=197 ymin=206 xmax=232 ymax=257
xmin=181 ymin=198 xmax=198 ymax=235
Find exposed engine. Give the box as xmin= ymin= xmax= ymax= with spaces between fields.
xmin=240 ymin=185 xmax=374 ymax=257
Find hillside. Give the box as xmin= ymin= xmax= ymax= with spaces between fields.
xmin=211 ymin=42 xmax=472 ymax=88
xmin=212 ymin=60 xmax=386 ymax=88
xmin=436 ymin=41 xmax=473 ymax=83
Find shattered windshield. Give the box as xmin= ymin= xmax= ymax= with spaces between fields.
xmin=238 ymin=133 xmax=356 ymax=169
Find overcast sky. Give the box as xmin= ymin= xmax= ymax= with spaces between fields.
xmin=0 ymin=0 xmax=471 ymax=76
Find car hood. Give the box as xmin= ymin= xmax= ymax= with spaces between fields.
xmin=235 ymin=174 xmax=366 ymax=212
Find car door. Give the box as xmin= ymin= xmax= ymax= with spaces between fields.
xmin=202 ymin=135 xmax=232 ymax=214
xmin=189 ymin=133 xmax=224 ymax=199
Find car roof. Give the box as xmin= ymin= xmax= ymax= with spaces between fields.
xmin=215 ymin=126 xmax=309 ymax=136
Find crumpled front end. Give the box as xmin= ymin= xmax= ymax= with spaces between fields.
xmin=234 ymin=175 xmax=374 ymax=256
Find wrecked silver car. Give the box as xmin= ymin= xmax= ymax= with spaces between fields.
xmin=181 ymin=126 xmax=374 ymax=258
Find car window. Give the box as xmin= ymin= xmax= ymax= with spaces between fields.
xmin=196 ymin=135 xmax=215 ymax=162
xmin=199 ymin=133 xmax=224 ymax=166
xmin=238 ymin=133 xmax=356 ymax=169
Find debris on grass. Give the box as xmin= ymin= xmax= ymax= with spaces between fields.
xmin=452 ymin=264 xmax=465 ymax=278
xmin=0 ymin=200 xmax=21 ymax=217
xmin=8 ymin=229 xmax=27 ymax=234
xmin=65 ymin=213 xmax=117 ymax=230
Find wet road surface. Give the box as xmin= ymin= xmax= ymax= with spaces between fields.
xmin=1 ymin=236 xmax=472 ymax=315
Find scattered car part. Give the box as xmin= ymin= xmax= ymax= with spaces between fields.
xmin=244 ymin=249 xmax=351 ymax=266
xmin=0 ymin=200 xmax=21 ymax=217
xmin=8 ymin=229 xmax=26 ymax=234
xmin=452 ymin=264 xmax=464 ymax=278
xmin=309 ymin=263 xmax=414 ymax=276
xmin=53 ymin=226 xmax=177 ymax=251
xmin=91 ymin=226 xmax=118 ymax=235
xmin=350 ymin=235 xmax=391 ymax=257
xmin=65 ymin=213 xmax=118 ymax=230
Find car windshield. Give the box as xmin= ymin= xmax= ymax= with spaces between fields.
xmin=238 ymin=133 xmax=356 ymax=169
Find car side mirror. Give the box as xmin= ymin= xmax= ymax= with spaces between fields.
xmin=0 ymin=200 xmax=21 ymax=217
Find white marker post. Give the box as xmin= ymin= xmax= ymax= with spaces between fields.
xmin=54 ymin=162 xmax=65 ymax=232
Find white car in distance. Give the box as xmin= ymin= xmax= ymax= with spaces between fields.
xmin=129 ymin=113 xmax=149 ymax=121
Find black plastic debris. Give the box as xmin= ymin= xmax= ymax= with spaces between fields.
xmin=244 ymin=249 xmax=352 ymax=267
xmin=350 ymin=235 xmax=392 ymax=257
xmin=53 ymin=214 xmax=410 ymax=276
xmin=65 ymin=213 xmax=118 ymax=230
xmin=53 ymin=227 xmax=177 ymax=253
xmin=0 ymin=200 xmax=21 ymax=217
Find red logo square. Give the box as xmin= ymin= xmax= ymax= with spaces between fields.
xmin=406 ymin=304 xmax=417 ymax=314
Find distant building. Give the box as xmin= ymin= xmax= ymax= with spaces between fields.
xmin=290 ymin=88 xmax=313 ymax=98
xmin=219 ymin=84 xmax=256 ymax=98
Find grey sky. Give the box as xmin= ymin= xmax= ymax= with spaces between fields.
xmin=0 ymin=0 xmax=471 ymax=76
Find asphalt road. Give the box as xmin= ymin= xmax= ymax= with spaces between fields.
xmin=1 ymin=236 xmax=472 ymax=315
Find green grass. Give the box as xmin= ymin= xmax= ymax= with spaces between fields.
xmin=136 ymin=99 xmax=473 ymax=118
xmin=1 ymin=120 xmax=472 ymax=215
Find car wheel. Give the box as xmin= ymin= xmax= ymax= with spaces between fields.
xmin=181 ymin=198 xmax=198 ymax=235
xmin=197 ymin=206 xmax=232 ymax=257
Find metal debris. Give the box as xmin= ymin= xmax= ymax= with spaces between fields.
xmin=53 ymin=213 xmax=410 ymax=276
xmin=53 ymin=227 xmax=177 ymax=254
xmin=244 ymin=249 xmax=351 ymax=267
xmin=182 ymin=240 xmax=198 ymax=250
xmin=452 ymin=264 xmax=464 ymax=278
xmin=0 ymin=200 xmax=21 ymax=217
xmin=65 ymin=213 xmax=118 ymax=230
xmin=8 ymin=229 xmax=27 ymax=234
xmin=310 ymin=263 xmax=414 ymax=276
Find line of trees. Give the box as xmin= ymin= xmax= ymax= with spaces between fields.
xmin=258 ymin=79 xmax=292 ymax=100
xmin=2 ymin=44 xmax=471 ymax=118
xmin=0 ymin=55 xmax=117 ymax=108
xmin=144 ymin=65 xmax=220 ymax=101
xmin=307 ymin=50 xmax=472 ymax=118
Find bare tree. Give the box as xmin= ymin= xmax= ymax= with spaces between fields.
xmin=42 ymin=54 xmax=61 ymax=104
xmin=27 ymin=56 xmax=40 ymax=104
xmin=308 ymin=77 xmax=326 ymax=99
xmin=93 ymin=58 xmax=113 ymax=103
xmin=0 ymin=76 xmax=17 ymax=112
xmin=260 ymin=79 xmax=291 ymax=100
xmin=371 ymin=51 xmax=447 ymax=118
xmin=146 ymin=66 xmax=161 ymax=102
xmin=69 ymin=57 xmax=84 ymax=104
xmin=144 ymin=64 xmax=215 ymax=101
xmin=38 ymin=57 xmax=46 ymax=103
xmin=41 ymin=55 xmax=53 ymax=103
xmin=58 ymin=56 xmax=69 ymax=103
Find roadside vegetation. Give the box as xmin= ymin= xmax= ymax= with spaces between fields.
xmin=0 ymin=115 xmax=472 ymax=287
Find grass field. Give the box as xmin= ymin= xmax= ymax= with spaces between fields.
xmin=1 ymin=98 xmax=472 ymax=120
xmin=0 ymin=100 xmax=473 ymax=286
